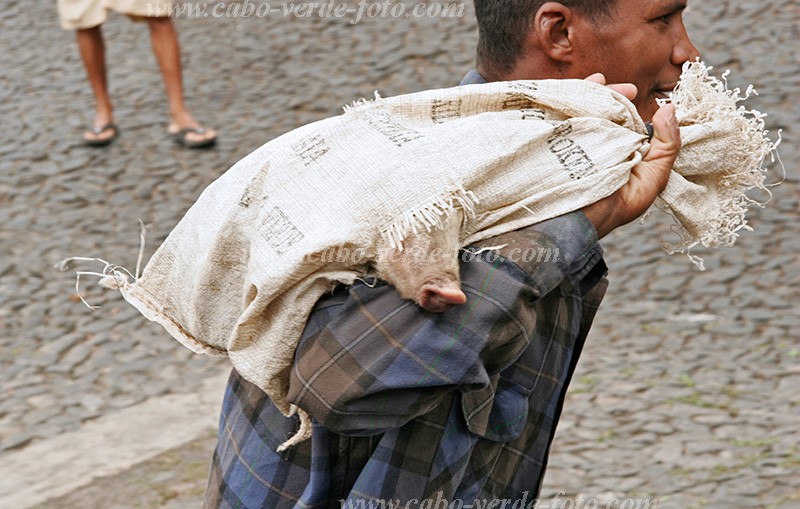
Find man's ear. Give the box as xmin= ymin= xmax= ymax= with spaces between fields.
xmin=532 ymin=2 xmax=575 ymax=63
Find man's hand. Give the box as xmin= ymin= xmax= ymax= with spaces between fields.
xmin=581 ymin=73 xmax=681 ymax=239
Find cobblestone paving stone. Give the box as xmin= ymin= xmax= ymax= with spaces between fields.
xmin=2 ymin=0 xmax=797 ymax=507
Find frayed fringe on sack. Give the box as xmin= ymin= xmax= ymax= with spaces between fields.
xmin=277 ymin=407 xmax=313 ymax=452
xmin=342 ymin=90 xmax=384 ymax=113
xmin=54 ymin=219 xmax=149 ymax=308
xmin=380 ymin=186 xmax=479 ymax=250
xmin=663 ymin=60 xmax=783 ymax=266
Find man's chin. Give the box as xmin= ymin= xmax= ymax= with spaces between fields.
xmin=635 ymin=101 xmax=659 ymax=123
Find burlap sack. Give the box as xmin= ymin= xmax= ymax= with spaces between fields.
xmin=657 ymin=63 xmax=780 ymax=266
xmin=61 ymin=61 xmax=777 ymax=449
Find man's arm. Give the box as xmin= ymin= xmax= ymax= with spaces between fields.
xmin=287 ymin=211 xmax=603 ymax=435
xmin=287 ymin=97 xmax=681 ymax=436
xmin=582 ymin=83 xmax=681 ymax=238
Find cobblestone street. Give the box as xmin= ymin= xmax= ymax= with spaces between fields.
xmin=1 ymin=0 xmax=797 ymax=507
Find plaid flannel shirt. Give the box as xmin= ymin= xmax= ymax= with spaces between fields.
xmin=205 ymin=71 xmax=609 ymax=509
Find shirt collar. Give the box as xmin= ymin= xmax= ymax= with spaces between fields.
xmin=459 ymin=69 xmax=488 ymax=86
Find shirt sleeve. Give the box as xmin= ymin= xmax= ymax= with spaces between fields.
xmin=287 ymin=211 xmax=601 ymax=435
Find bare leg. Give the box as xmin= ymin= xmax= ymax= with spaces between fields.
xmin=76 ymin=25 xmax=117 ymax=142
xmin=146 ymin=17 xmax=216 ymax=145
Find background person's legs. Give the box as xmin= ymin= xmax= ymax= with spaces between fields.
xmin=76 ymin=25 xmax=118 ymax=143
xmin=146 ymin=16 xmax=216 ymax=146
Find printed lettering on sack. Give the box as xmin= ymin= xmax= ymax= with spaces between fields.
xmin=238 ymin=167 xmax=269 ymax=208
xmin=520 ymin=108 xmax=546 ymax=120
xmin=366 ymin=113 xmax=424 ymax=147
xmin=291 ymin=134 xmax=330 ymax=167
xmin=431 ymin=98 xmax=462 ymax=124
xmin=260 ymin=206 xmax=304 ymax=255
xmin=504 ymin=83 xmax=543 ymax=119
xmin=508 ymin=81 xmax=539 ymax=94
xmin=501 ymin=92 xmax=534 ymax=111
xmin=547 ymin=122 xmax=596 ymax=180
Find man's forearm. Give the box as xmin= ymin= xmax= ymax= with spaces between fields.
xmin=288 ymin=212 xmax=603 ymax=434
xmin=582 ymin=103 xmax=680 ymax=238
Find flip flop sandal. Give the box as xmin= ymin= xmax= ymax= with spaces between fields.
xmin=171 ymin=127 xmax=217 ymax=149
xmin=84 ymin=123 xmax=119 ymax=147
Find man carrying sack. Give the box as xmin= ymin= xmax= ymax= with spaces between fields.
xmin=204 ymin=0 xmax=697 ymax=506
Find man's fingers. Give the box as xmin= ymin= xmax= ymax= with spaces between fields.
xmin=582 ymin=103 xmax=681 ymax=238
xmin=650 ymin=103 xmax=680 ymax=152
xmin=607 ymin=83 xmax=638 ymax=101
xmin=584 ymin=73 xmax=606 ymax=84
xmin=634 ymin=103 xmax=681 ymax=196
xmin=583 ymin=73 xmax=638 ymax=101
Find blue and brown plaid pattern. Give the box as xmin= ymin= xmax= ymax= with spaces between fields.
xmin=205 ymin=211 xmax=607 ymax=508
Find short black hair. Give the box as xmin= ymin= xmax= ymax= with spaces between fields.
xmin=474 ymin=0 xmax=617 ymax=78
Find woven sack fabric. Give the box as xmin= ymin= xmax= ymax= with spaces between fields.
xmin=74 ymin=61 xmax=776 ymax=449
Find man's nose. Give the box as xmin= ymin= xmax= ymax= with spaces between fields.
xmin=671 ymin=26 xmax=701 ymax=66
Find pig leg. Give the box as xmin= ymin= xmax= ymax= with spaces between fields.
xmin=375 ymin=211 xmax=466 ymax=313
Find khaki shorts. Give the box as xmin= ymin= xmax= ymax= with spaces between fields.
xmin=57 ymin=0 xmax=174 ymax=30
